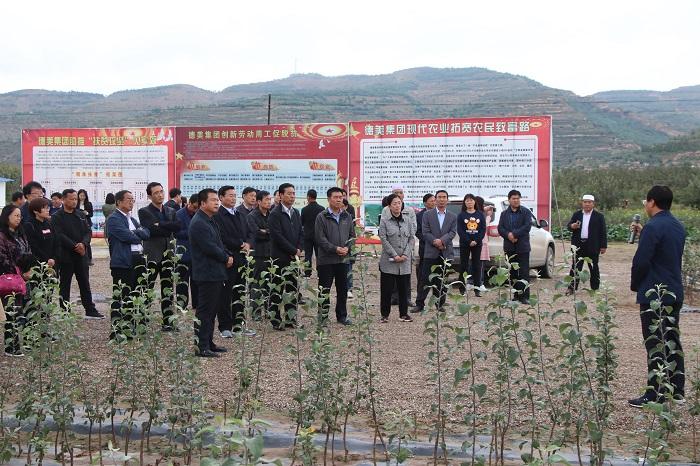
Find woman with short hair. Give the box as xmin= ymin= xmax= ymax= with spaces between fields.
xmin=378 ymin=194 xmax=414 ymax=323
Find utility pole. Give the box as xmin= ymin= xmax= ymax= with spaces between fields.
xmin=267 ymin=94 xmax=271 ymax=125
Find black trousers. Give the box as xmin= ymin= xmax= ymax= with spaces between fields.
xmin=303 ymin=238 xmax=316 ymax=277
xmin=110 ymin=254 xmax=147 ymax=336
xmin=568 ymin=242 xmax=600 ymax=290
xmin=58 ymin=255 xmax=96 ymax=313
xmin=459 ymin=243 xmax=483 ymax=291
xmin=381 ymin=272 xmax=409 ymax=318
xmin=3 ymin=293 xmax=26 ymax=354
xmin=640 ymin=301 xmax=685 ymax=398
xmin=219 ymin=265 xmax=245 ymax=332
xmin=415 ymin=257 xmax=449 ymax=310
xmin=146 ymin=258 xmax=175 ymax=324
xmin=195 ymin=280 xmax=226 ymax=352
xmin=317 ymin=263 xmax=348 ymax=323
xmin=507 ymin=252 xmax=530 ymax=301
xmin=175 ymin=262 xmax=199 ymax=310
xmin=270 ymin=256 xmax=298 ymax=327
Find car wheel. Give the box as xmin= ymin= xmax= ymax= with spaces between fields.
xmin=539 ymin=245 xmax=555 ymax=279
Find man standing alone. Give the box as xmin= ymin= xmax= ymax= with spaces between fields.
xmin=629 ymin=186 xmax=686 ymax=407
xmin=315 ymin=187 xmax=355 ymax=326
xmin=566 ymin=194 xmax=607 ymax=293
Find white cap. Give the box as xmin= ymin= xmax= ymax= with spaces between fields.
xmin=391 ymin=184 xmax=404 ymax=192
xmin=581 ymin=194 xmax=595 ymax=201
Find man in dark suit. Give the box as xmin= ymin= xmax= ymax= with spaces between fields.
xmin=189 ymin=189 xmax=233 ymax=358
xmin=174 ymin=196 xmax=200 ymax=310
xmin=498 ymin=189 xmax=532 ymax=304
xmin=51 ymin=188 xmax=103 ymax=319
xmin=138 ymin=182 xmax=182 ymax=330
xmin=566 ymin=194 xmax=607 ymax=293
xmin=105 ymin=190 xmax=150 ymax=339
xmin=268 ymin=182 xmax=304 ymax=329
xmin=628 ymin=186 xmax=686 ymax=408
xmin=412 ymin=193 xmax=435 ymax=311
xmin=300 ymin=189 xmax=325 ymax=277
xmin=214 ymin=186 xmax=255 ymax=338
xmin=412 ymin=190 xmax=457 ymax=313
xmin=247 ymin=190 xmax=273 ymax=320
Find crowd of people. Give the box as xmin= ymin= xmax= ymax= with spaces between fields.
xmin=0 ymin=180 xmax=688 ymax=408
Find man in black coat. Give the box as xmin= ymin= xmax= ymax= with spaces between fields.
xmin=566 ymin=194 xmax=607 ymax=293
xmin=300 ymin=189 xmax=325 ymax=277
xmin=189 ymin=189 xmax=234 ymax=358
xmin=247 ymin=190 xmax=273 ymax=320
xmin=214 ymin=185 xmax=255 ymax=337
xmin=268 ymin=182 xmax=304 ymax=329
xmin=51 ymin=188 xmax=103 ymax=319
xmin=138 ymin=182 xmax=182 ymax=330
xmin=497 ymin=189 xmax=532 ymax=304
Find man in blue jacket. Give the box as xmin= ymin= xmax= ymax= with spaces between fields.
xmin=629 ymin=185 xmax=686 ymax=408
xmin=105 ymin=190 xmax=150 ymax=340
xmin=498 ymin=189 xmax=532 ymax=304
xmin=189 ymin=188 xmax=234 ymax=357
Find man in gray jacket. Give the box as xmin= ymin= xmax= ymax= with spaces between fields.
xmin=314 ymin=187 xmax=355 ymax=325
xmin=412 ymin=190 xmax=457 ymax=312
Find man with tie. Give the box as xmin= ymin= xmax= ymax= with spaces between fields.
xmin=566 ymin=194 xmax=608 ymax=294
xmin=268 ymin=183 xmax=304 ymax=329
xmin=105 ymin=190 xmax=150 ymax=340
xmin=411 ymin=190 xmax=457 ymax=313
xmin=214 ymin=186 xmax=256 ymax=338
xmin=498 ymin=189 xmax=532 ymax=304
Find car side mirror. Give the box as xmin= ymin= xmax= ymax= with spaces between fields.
xmin=539 ymin=219 xmax=549 ymax=229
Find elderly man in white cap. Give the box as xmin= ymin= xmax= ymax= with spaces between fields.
xmin=566 ymin=194 xmax=608 ymax=294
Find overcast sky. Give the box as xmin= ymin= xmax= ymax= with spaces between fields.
xmin=1 ymin=0 xmax=698 ymax=97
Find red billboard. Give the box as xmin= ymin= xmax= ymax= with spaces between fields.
xmin=22 ymin=127 xmax=176 ymax=233
xmin=175 ymin=124 xmax=349 ymax=208
xmin=348 ymin=116 xmax=552 ymax=226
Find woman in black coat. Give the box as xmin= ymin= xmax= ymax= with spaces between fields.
xmin=25 ymin=197 xmax=57 ymax=268
xmin=0 ymin=204 xmax=33 ymax=356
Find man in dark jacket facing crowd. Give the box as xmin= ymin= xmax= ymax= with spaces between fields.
xmin=628 ymin=185 xmax=686 ymax=408
xmin=246 ymin=190 xmax=273 ymax=320
xmin=189 ymin=189 xmax=233 ymax=358
xmin=314 ymin=187 xmax=355 ymax=326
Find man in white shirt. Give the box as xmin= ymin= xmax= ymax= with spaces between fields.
xmin=566 ymin=194 xmax=608 ymax=293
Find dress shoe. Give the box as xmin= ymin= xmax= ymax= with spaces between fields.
xmin=197 ymin=349 xmax=220 ymax=358
xmin=338 ymin=318 xmax=352 ymax=326
xmin=210 ymin=345 xmax=228 ymax=353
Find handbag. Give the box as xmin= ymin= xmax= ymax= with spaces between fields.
xmin=0 ymin=267 xmax=27 ymax=297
